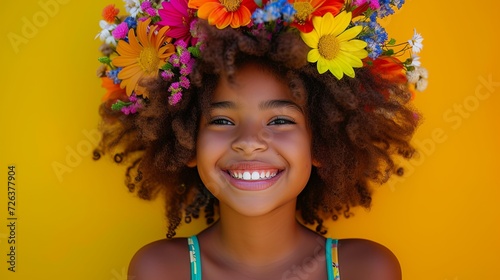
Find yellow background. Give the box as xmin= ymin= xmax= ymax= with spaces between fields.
xmin=1 ymin=0 xmax=499 ymax=279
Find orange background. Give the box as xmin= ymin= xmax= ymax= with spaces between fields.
xmin=1 ymin=1 xmax=499 ymax=279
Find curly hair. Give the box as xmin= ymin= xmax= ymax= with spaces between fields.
xmin=94 ymin=21 xmax=419 ymax=238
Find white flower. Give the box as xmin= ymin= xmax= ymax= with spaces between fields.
xmin=417 ymin=67 xmax=428 ymax=79
xmin=99 ymin=19 xmax=116 ymax=31
xmin=406 ymin=66 xmax=429 ymax=92
xmin=96 ymin=29 xmax=117 ymax=45
xmin=124 ymin=0 xmax=142 ymax=18
xmin=95 ymin=20 xmax=118 ymax=43
xmin=408 ymin=29 xmax=423 ymax=53
xmin=406 ymin=69 xmax=420 ymax=84
xmin=416 ymin=78 xmax=428 ymax=91
xmin=410 ymin=54 xmax=421 ymax=67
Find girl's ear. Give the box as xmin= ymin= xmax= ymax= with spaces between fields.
xmin=186 ymin=157 xmax=197 ymax=167
xmin=312 ymin=158 xmax=321 ymax=167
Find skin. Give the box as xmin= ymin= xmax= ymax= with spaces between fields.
xmin=128 ymin=63 xmax=402 ymax=280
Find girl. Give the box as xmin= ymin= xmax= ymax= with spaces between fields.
xmin=95 ymin=1 xmax=425 ymax=279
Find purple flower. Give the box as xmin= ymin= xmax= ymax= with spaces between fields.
xmin=168 ymin=92 xmax=183 ymax=106
xmin=112 ymin=22 xmax=129 ymax=39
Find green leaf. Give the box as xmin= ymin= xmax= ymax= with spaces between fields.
xmin=150 ymin=16 xmax=162 ymax=24
xmin=383 ymin=49 xmax=395 ymax=56
xmin=111 ymin=100 xmax=131 ymax=111
xmin=98 ymin=56 xmax=112 ymax=64
xmin=387 ymin=38 xmax=396 ymax=45
xmin=161 ymin=63 xmax=174 ymax=71
xmin=188 ymin=46 xmax=201 ymax=58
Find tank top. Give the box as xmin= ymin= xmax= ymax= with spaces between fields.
xmin=188 ymin=236 xmax=340 ymax=279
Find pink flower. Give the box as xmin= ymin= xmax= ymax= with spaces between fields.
xmin=112 ymin=22 xmax=129 ymax=39
xmin=158 ymin=0 xmax=197 ymax=45
xmin=168 ymin=92 xmax=183 ymax=105
xmin=354 ymin=0 xmax=380 ymax=10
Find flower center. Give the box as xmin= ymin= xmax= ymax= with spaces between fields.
xmin=139 ymin=46 xmax=160 ymax=75
xmin=293 ymin=2 xmax=314 ymax=23
xmin=220 ymin=0 xmax=242 ymax=12
xmin=318 ymin=34 xmax=339 ymax=60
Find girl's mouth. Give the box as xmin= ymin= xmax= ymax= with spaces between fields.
xmin=226 ymin=169 xmax=281 ymax=181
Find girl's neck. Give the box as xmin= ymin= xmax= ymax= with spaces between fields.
xmin=201 ymin=200 xmax=314 ymax=267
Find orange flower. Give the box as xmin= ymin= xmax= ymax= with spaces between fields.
xmin=113 ymin=18 xmax=175 ymax=97
xmin=102 ymin=4 xmax=120 ymax=23
xmin=188 ymin=0 xmax=258 ymax=29
xmin=101 ymin=77 xmax=126 ymax=102
xmin=289 ymin=0 xmax=344 ymax=33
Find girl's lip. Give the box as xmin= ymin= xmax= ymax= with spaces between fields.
xmin=221 ymin=169 xmax=284 ymax=191
xmin=223 ymin=161 xmax=283 ymax=171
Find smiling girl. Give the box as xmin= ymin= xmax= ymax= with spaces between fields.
xmin=95 ymin=1 xmax=424 ymax=279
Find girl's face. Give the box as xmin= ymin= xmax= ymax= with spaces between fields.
xmin=195 ymin=63 xmax=313 ymax=217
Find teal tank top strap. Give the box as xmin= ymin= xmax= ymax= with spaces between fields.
xmin=326 ymin=238 xmax=341 ymax=280
xmin=187 ymin=236 xmax=202 ymax=280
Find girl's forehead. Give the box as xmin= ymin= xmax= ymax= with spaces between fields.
xmin=213 ymin=65 xmax=294 ymax=103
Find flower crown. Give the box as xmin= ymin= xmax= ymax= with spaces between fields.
xmin=96 ymin=0 xmax=427 ymax=115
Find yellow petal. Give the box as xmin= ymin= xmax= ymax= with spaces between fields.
xmin=339 ymin=39 xmax=367 ymax=52
xmin=337 ymin=25 xmax=363 ymax=42
xmin=317 ymin=57 xmax=330 ymax=74
xmin=337 ymin=51 xmax=364 ymax=68
xmin=328 ymin=59 xmax=344 ymax=79
xmin=331 ymin=11 xmax=351 ymax=37
xmin=307 ymin=49 xmax=320 ymax=62
xmin=334 ymin=56 xmax=355 ymax=77
xmin=318 ymin=12 xmax=335 ymax=36
xmin=300 ymin=30 xmax=320 ymax=48
xmin=349 ymin=48 xmax=369 ymax=59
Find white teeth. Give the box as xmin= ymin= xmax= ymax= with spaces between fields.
xmin=229 ymin=170 xmax=279 ymax=181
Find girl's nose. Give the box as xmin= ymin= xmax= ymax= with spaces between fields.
xmin=231 ymin=124 xmax=269 ymax=155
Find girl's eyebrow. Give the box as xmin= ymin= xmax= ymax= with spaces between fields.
xmin=209 ymin=100 xmax=303 ymax=113
xmin=259 ymin=99 xmax=303 ymax=113
xmin=209 ymin=101 xmax=235 ymax=110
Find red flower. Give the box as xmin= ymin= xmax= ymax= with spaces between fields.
xmin=289 ymin=0 xmax=344 ymax=33
xmin=365 ymin=56 xmax=407 ymax=99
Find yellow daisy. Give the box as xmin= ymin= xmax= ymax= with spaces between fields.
xmin=300 ymin=11 xmax=368 ymax=79
xmin=113 ymin=18 xmax=175 ymax=97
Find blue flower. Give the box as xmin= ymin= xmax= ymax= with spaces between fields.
xmin=251 ymin=0 xmax=296 ymax=24
xmin=107 ymin=67 xmax=122 ymax=84
xmin=123 ymin=17 xmax=137 ymax=29
xmin=355 ymin=21 xmax=388 ymax=59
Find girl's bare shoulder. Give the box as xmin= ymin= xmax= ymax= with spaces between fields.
xmin=128 ymin=237 xmax=190 ymax=280
xmin=338 ymin=238 xmax=402 ymax=280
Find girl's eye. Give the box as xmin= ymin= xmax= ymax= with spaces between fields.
xmin=268 ymin=117 xmax=296 ymax=125
xmin=209 ymin=118 xmax=234 ymax=125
